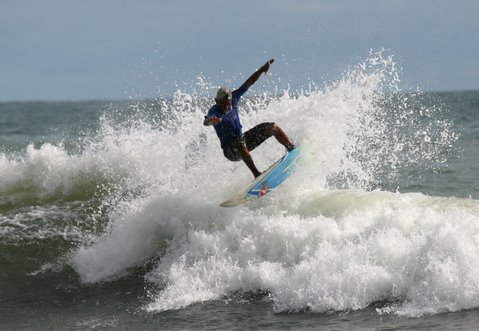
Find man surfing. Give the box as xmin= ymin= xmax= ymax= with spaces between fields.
xmin=203 ymin=59 xmax=295 ymax=178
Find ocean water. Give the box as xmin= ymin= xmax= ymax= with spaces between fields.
xmin=1 ymin=53 xmax=479 ymax=330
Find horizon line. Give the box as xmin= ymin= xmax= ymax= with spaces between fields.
xmin=1 ymin=88 xmax=479 ymax=104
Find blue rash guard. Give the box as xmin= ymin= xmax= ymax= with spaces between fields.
xmin=206 ymin=84 xmax=248 ymax=150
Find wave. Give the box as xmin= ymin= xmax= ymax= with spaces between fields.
xmin=1 ymin=51 xmax=466 ymax=317
xmin=0 ymin=52 xmax=456 ymax=205
xmin=146 ymin=190 xmax=479 ymax=317
xmin=70 ymin=188 xmax=479 ymax=317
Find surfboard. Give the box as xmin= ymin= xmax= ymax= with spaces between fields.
xmin=220 ymin=147 xmax=300 ymax=207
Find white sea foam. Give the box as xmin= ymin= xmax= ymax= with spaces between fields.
xmin=72 ymin=52 xmax=471 ymax=318
xmin=0 ymin=204 xmax=79 ymax=240
xmin=1 ymin=51 xmax=467 ymax=317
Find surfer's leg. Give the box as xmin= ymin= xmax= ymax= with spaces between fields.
xmin=244 ymin=122 xmax=274 ymax=151
xmin=224 ymin=137 xmax=261 ymax=178
xmin=244 ymin=122 xmax=294 ymax=151
xmin=270 ymin=124 xmax=295 ymax=151
xmin=239 ymin=143 xmax=262 ymax=178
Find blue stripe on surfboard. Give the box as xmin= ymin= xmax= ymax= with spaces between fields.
xmin=220 ymin=148 xmax=300 ymax=207
xmin=247 ymin=148 xmax=299 ymax=197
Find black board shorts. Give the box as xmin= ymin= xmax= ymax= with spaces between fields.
xmin=223 ymin=122 xmax=275 ymax=161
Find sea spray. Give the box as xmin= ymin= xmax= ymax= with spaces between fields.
xmin=1 ymin=51 xmax=466 ymax=317
xmin=0 ymin=51 xmax=455 ymax=204
xmin=146 ymin=51 xmax=464 ymax=316
xmin=69 ymin=51 xmax=464 ymax=317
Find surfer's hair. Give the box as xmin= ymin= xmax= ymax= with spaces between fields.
xmin=215 ymin=87 xmax=232 ymax=104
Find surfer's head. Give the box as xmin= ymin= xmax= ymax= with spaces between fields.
xmin=215 ymin=87 xmax=232 ymax=112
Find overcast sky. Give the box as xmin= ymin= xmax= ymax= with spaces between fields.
xmin=1 ymin=0 xmax=478 ymax=101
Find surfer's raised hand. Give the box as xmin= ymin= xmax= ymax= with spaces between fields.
xmin=261 ymin=59 xmax=275 ymax=74
xmin=242 ymin=58 xmax=275 ymax=89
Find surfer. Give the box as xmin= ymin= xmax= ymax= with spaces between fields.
xmin=203 ymin=59 xmax=295 ymax=178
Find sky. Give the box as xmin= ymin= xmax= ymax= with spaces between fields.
xmin=1 ymin=0 xmax=478 ymax=101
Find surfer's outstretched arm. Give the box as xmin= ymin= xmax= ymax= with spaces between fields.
xmin=240 ymin=59 xmax=275 ymax=90
xmin=203 ymin=116 xmax=222 ymax=126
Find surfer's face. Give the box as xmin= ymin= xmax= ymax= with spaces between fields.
xmin=218 ymin=98 xmax=232 ymax=113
